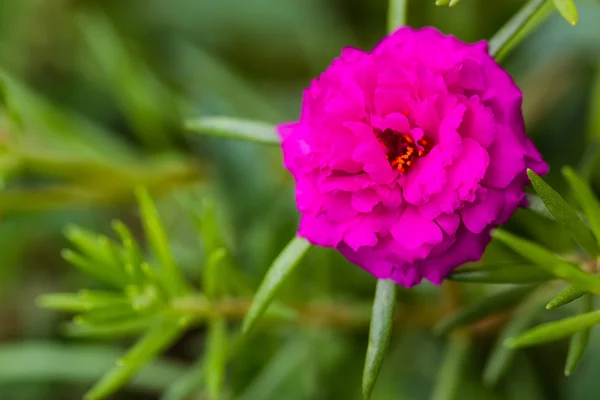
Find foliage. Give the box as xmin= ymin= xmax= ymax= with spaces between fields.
xmin=1 ymin=0 xmax=600 ymax=399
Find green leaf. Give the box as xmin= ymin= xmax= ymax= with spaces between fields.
xmin=489 ymin=0 xmax=554 ymax=62
xmin=205 ymin=318 xmax=229 ymax=399
xmin=493 ymin=230 xmax=600 ymax=295
xmin=241 ymin=236 xmax=311 ymax=334
xmin=136 ymin=187 xmax=189 ymax=296
xmin=204 ymin=248 xmax=227 ymax=300
xmin=506 ymin=310 xmax=600 ymax=349
xmin=0 ymin=342 xmax=186 ymax=392
xmin=431 ymin=333 xmax=471 ymax=400
xmin=237 ymin=335 xmax=312 ymax=400
xmin=448 ymin=264 xmax=552 ymax=284
xmin=483 ymin=287 xmax=553 ymax=386
xmin=527 ymin=169 xmax=600 ymax=257
xmin=362 ymin=279 xmax=397 ymax=400
xmin=435 ymin=0 xmax=451 ymax=5
xmin=65 ymin=226 xmax=130 ymax=287
xmin=387 ymin=0 xmax=408 ymax=33
xmin=38 ymin=291 xmax=128 ymax=313
xmin=449 ymin=0 xmax=461 ymax=6
xmin=563 ymin=167 xmax=600 ymax=248
xmin=184 ymin=116 xmax=278 ymax=145
xmin=112 ymin=220 xmax=144 ymax=284
xmin=66 ymin=318 xmax=152 ymax=339
xmin=551 ymin=0 xmax=578 ymax=25
xmin=546 ymin=285 xmax=585 ymax=310
xmin=565 ymin=294 xmax=594 ymax=376
xmin=61 ymin=249 xmax=125 ymax=289
xmin=84 ymin=319 xmax=187 ymax=400
xmin=161 ymin=357 xmax=205 ymax=400
xmin=435 ymin=286 xmax=533 ymax=336
xmin=77 ymin=11 xmax=175 ymax=148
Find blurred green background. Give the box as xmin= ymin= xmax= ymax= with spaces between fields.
xmin=0 ymin=0 xmax=600 ymax=399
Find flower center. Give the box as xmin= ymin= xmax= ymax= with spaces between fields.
xmin=374 ymin=128 xmax=432 ymax=174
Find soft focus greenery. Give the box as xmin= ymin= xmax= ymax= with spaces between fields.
xmin=1 ymin=0 xmax=600 ymax=399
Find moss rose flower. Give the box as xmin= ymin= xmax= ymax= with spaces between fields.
xmin=278 ymin=27 xmax=548 ymax=287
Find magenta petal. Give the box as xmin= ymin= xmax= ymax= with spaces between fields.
xmin=278 ymin=26 xmax=548 ymax=289
xmin=391 ymin=207 xmax=443 ymax=250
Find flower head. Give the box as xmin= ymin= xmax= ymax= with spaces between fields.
xmin=278 ymin=27 xmax=548 ymax=287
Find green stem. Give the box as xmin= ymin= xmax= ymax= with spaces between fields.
xmin=388 ymin=0 xmax=408 ymax=33
xmin=489 ymin=0 xmax=554 ymax=62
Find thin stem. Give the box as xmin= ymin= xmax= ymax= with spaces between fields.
xmin=489 ymin=0 xmax=554 ymax=62
xmin=387 ymin=0 xmax=408 ymax=33
xmin=171 ymin=296 xmax=442 ymax=330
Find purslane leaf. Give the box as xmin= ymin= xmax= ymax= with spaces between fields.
xmin=563 ymin=167 xmax=600 ymax=248
xmin=527 ymin=169 xmax=600 ymax=257
xmin=84 ymin=319 xmax=188 ymax=400
xmin=564 ymin=294 xmax=594 ymax=376
xmin=483 ymin=286 xmax=553 ymax=386
xmin=493 ymin=230 xmax=600 ymax=295
xmin=506 ymin=310 xmax=600 ymax=348
xmin=551 ymin=0 xmax=579 ymax=25
xmin=362 ymin=279 xmax=397 ymax=400
xmin=205 ymin=318 xmax=228 ymax=399
xmin=136 ymin=187 xmax=189 ymax=296
xmin=38 ymin=292 xmax=128 ymax=313
xmin=242 ymin=236 xmax=311 ymax=334
xmin=489 ymin=0 xmax=554 ymax=62
xmin=448 ymin=264 xmax=552 ymax=284
xmin=546 ymin=284 xmax=585 ymax=310
xmin=431 ymin=332 xmax=471 ymax=400
xmin=435 ymin=286 xmax=533 ymax=336
xmin=184 ymin=116 xmax=279 ymax=145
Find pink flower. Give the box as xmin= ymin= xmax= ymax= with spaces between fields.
xmin=278 ymin=27 xmax=548 ymax=287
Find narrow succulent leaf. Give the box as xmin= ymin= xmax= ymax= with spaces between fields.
xmin=493 ymin=230 xmax=600 ymax=295
xmin=527 ymin=169 xmax=600 ymax=257
xmin=66 ymin=318 xmax=152 ymax=339
xmin=362 ymin=279 xmax=397 ymax=400
xmin=563 ymin=167 xmax=600 ymax=248
xmin=387 ymin=0 xmax=408 ymax=33
xmin=204 ymin=248 xmax=227 ymax=300
xmin=37 ymin=293 xmax=98 ymax=313
xmin=242 ymin=236 xmax=311 ymax=334
xmin=551 ymin=0 xmax=579 ymax=25
xmin=61 ymin=249 xmax=125 ymax=288
xmin=112 ymin=220 xmax=144 ymax=283
xmin=435 ymin=0 xmax=451 ymax=5
xmin=449 ymin=0 xmax=461 ymax=6
xmin=448 ymin=264 xmax=552 ymax=284
xmin=84 ymin=319 xmax=186 ymax=400
xmin=431 ymin=333 xmax=471 ymax=400
xmin=0 ymin=342 xmax=186 ymax=393
xmin=489 ymin=0 xmax=554 ymax=62
xmin=506 ymin=310 xmax=600 ymax=349
xmin=136 ymin=187 xmax=188 ymax=296
xmin=65 ymin=226 xmax=129 ymax=285
xmin=546 ymin=285 xmax=585 ymax=310
xmin=205 ymin=318 xmax=228 ymax=399
xmin=77 ymin=305 xmax=141 ymax=326
xmin=161 ymin=357 xmax=205 ymax=400
xmin=38 ymin=291 xmax=128 ymax=313
xmin=184 ymin=116 xmax=278 ymax=145
xmin=434 ymin=286 xmax=532 ymax=335
xmin=483 ymin=287 xmax=553 ymax=386
xmin=565 ymin=294 xmax=594 ymax=375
